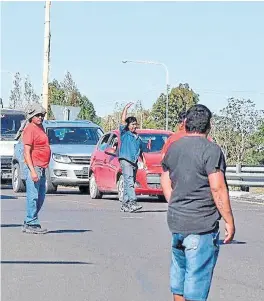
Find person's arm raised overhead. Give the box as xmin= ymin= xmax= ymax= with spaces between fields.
xmin=121 ymin=102 xmax=133 ymax=125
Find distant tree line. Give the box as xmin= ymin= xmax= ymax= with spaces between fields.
xmin=8 ymin=71 xmax=264 ymax=165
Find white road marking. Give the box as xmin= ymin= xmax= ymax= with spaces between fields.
xmin=234 ymin=199 xmax=264 ymax=206
xmin=121 ymin=216 xmax=143 ymax=219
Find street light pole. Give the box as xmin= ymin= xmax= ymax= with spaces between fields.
xmin=122 ymin=60 xmax=170 ymax=130
xmin=42 ymin=1 xmax=51 ymax=117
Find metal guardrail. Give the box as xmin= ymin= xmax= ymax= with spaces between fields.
xmin=226 ymin=164 xmax=264 ymax=187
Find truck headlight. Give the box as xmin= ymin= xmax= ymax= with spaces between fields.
xmin=52 ymin=153 xmax=71 ymax=164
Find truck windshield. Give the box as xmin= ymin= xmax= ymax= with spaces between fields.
xmin=0 ymin=113 xmax=25 ymax=141
xmin=47 ymin=127 xmax=103 ymax=145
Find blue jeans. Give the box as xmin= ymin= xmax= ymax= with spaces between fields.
xmin=170 ymin=228 xmax=220 ymax=301
xmin=120 ymin=159 xmax=137 ymax=204
xmin=24 ymin=166 xmax=46 ymax=225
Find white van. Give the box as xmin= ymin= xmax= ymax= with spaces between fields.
xmin=0 ymin=108 xmax=25 ymax=183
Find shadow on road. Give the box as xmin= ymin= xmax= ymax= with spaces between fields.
xmin=0 ymin=195 xmax=17 ymax=200
xmin=219 ymin=240 xmax=247 ymax=245
xmin=1 ymin=224 xmax=22 ymax=228
xmin=47 ymin=229 xmax=92 ymax=234
xmin=1 ymin=260 xmax=92 ymax=265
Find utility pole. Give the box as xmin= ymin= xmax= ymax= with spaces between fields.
xmin=42 ymin=1 xmax=51 ymax=117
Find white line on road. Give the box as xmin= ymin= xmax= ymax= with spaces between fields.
xmin=234 ymin=199 xmax=264 ymax=206
xmin=121 ymin=216 xmax=143 ymax=219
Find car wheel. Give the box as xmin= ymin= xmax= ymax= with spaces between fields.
xmin=79 ymin=186 xmax=89 ymax=194
xmin=117 ymin=174 xmax=124 ymax=202
xmin=45 ymin=169 xmax=57 ymax=194
xmin=158 ymin=195 xmax=167 ymax=202
xmin=89 ymin=173 xmax=102 ymax=199
xmin=12 ymin=163 xmax=26 ymax=193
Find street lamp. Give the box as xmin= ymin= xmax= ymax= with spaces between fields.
xmin=122 ymin=60 xmax=170 ymax=130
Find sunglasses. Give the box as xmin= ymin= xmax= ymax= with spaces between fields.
xmin=35 ymin=113 xmax=45 ymax=118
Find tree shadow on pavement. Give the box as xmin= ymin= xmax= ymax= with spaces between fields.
xmin=1 ymin=260 xmax=92 ymax=265
xmin=1 ymin=224 xmax=22 ymax=228
xmin=47 ymin=229 xmax=92 ymax=234
xmin=219 ymin=240 xmax=247 ymax=245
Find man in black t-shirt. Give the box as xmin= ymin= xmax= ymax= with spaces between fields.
xmin=161 ymin=104 xmax=235 ymax=301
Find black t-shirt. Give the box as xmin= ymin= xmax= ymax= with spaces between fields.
xmin=162 ymin=136 xmax=226 ymax=235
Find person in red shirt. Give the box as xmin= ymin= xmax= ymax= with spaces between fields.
xmin=162 ymin=110 xmax=213 ymax=158
xmin=161 ymin=111 xmax=187 ymax=158
xmin=22 ymin=103 xmax=51 ymax=234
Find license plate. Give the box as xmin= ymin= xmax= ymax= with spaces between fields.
xmin=82 ymin=167 xmax=88 ymax=174
xmin=2 ymin=172 xmax=12 ymax=179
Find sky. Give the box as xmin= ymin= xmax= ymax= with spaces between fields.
xmin=1 ymin=1 xmax=264 ymax=117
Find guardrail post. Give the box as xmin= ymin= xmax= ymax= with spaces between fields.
xmin=236 ymin=163 xmax=242 ymax=174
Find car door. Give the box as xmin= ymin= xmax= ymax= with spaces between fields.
xmin=103 ymin=134 xmax=119 ymax=190
xmin=93 ymin=133 xmax=111 ymax=190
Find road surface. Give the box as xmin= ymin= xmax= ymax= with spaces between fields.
xmin=1 ymin=186 xmax=264 ymax=301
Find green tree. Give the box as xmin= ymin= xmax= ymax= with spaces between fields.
xmin=9 ymin=72 xmax=23 ymax=109
xmin=48 ymin=73 xmax=100 ymax=123
xmin=246 ymin=121 xmax=264 ymax=164
xmin=48 ymin=80 xmax=66 ymax=119
xmin=24 ymin=75 xmax=40 ymax=106
xmin=151 ymin=83 xmax=199 ymax=130
xmin=78 ymin=95 xmax=97 ymax=121
xmin=61 ymin=71 xmax=80 ymax=106
xmin=211 ymin=98 xmax=263 ymax=164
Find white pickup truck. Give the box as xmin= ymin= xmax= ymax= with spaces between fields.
xmin=0 ymin=108 xmax=25 ymax=183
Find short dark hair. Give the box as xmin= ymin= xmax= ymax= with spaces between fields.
xmin=125 ymin=116 xmax=137 ymax=131
xmin=185 ymin=104 xmax=212 ymax=134
xmin=178 ymin=110 xmax=186 ymax=124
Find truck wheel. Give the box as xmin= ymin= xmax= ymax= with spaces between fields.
xmin=45 ymin=169 xmax=57 ymax=194
xmin=79 ymin=186 xmax=89 ymax=194
xmin=89 ymin=173 xmax=102 ymax=199
xmin=12 ymin=163 xmax=26 ymax=193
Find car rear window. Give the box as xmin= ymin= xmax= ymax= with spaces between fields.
xmin=139 ymin=133 xmax=170 ymax=153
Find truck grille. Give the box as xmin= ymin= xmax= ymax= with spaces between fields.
xmin=74 ymin=170 xmax=89 ymax=179
xmin=1 ymin=156 xmax=12 ymax=170
xmin=70 ymin=156 xmax=91 ymax=165
xmin=147 ymin=173 xmax=161 ymax=189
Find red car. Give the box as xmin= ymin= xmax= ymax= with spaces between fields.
xmin=89 ymin=129 xmax=173 ymax=201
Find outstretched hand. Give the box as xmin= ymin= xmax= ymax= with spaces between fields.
xmin=126 ymin=102 xmax=134 ymax=109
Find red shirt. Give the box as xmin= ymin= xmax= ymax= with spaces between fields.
xmin=22 ymin=123 xmax=51 ymax=168
xmin=162 ymin=130 xmax=213 ymax=158
xmin=161 ymin=131 xmax=186 ymax=158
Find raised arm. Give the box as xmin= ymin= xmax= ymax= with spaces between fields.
xmin=121 ymin=102 xmax=134 ymax=124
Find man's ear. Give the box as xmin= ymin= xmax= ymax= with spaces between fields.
xmin=179 ymin=122 xmax=185 ymax=131
xmin=183 ymin=118 xmax=187 ymax=130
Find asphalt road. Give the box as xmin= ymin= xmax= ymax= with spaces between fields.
xmin=1 ymin=185 xmax=264 ymax=301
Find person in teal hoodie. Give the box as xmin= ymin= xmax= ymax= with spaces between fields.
xmin=119 ymin=102 xmax=143 ymax=213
